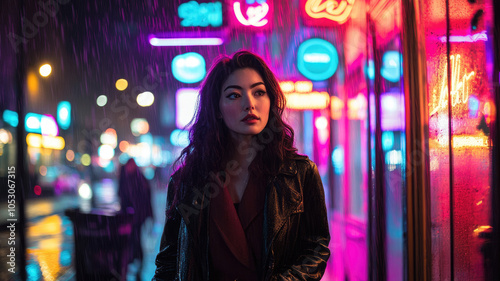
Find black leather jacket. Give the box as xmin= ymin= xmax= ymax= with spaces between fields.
xmin=152 ymin=155 xmax=331 ymax=280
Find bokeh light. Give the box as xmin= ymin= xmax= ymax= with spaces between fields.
xmin=39 ymin=165 xmax=47 ymax=176
xmin=115 ymin=78 xmax=128 ymax=91
xmin=137 ymin=91 xmax=155 ymax=107
xmin=39 ymin=64 xmax=52 ymax=77
xmin=81 ymin=154 xmax=91 ymax=166
xmin=119 ymin=141 xmax=130 ymax=152
xmin=66 ymin=150 xmax=75 ymax=161
xmin=96 ymin=95 xmax=108 ymax=106
xmin=78 ymin=182 xmax=92 ymax=199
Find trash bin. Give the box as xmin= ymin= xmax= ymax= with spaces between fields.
xmin=65 ymin=208 xmax=134 ymax=281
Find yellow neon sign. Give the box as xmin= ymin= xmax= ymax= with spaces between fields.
xmin=304 ymin=0 xmax=355 ymax=24
xmin=279 ymin=80 xmax=313 ymax=93
xmin=437 ymin=135 xmax=488 ymax=148
xmin=285 ymin=92 xmax=330 ymax=110
xmin=430 ymin=54 xmax=475 ymax=116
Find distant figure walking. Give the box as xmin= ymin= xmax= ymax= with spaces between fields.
xmin=118 ymin=158 xmax=153 ymax=280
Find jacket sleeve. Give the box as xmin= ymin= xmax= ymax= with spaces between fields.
xmin=273 ymin=161 xmax=331 ymax=280
xmin=152 ymin=177 xmax=180 ymax=281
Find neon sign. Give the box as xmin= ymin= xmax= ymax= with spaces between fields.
xmin=439 ymin=30 xmax=488 ymax=43
xmin=297 ymin=38 xmax=338 ymax=81
xmin=302 ymin=0 xmax=355 ymax=25
xmin=233 ymin=0 xmax=271 ymax=27
xmin=430 ymin=54 xmax=475 ymax=116
xmin=178 ymin=1 xmax=223 ymax=27
xmin=280 ymin=80 xmax=330 ymax=110
xmin=381 ymin=51 xmax=402 ymax=83
xmin=172 ymin=52 xmax=206 ymax=84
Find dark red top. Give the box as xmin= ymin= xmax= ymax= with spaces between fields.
xmin=209 ymin=173 xmax=266 ymax=281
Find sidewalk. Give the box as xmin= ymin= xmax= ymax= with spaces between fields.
xmin=0 ymin=183 xmax=168 ymax=281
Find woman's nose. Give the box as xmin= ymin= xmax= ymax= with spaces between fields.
xmin=243 ymin=94 xmax=255 ymax=111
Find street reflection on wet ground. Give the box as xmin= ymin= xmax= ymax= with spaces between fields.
xmin=0 ymin=179 xmax=167 ymax=281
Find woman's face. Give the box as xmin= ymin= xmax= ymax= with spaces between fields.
xmin=219 ymin=68 xmax=271 ymax=140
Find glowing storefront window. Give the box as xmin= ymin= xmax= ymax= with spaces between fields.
xmin=176 ymin=88 xmax=200 ymax=128
xmin=429 ymin=54 xmax=475 ymax=116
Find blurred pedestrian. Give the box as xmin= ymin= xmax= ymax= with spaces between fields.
xmin=118 ymin=158 xmax=153 ymax=280
xmin=153 ymin=51 xmax=330 ymax=280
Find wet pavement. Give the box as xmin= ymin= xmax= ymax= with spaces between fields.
xmin=0 ymin=179 xmax=167 ymax=281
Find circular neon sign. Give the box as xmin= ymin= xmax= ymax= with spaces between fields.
xmin=297 ymin=38 xmax=338 ymax=81
xmin=172 ymin=52 xmax=206 ymax=83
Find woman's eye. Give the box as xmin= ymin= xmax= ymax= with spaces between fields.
xmin=255 ymin=90 xmax=267 ymax=96
xmin=227 ymin=93 xmax=240 ymax=99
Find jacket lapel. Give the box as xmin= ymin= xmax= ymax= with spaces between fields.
xmin=263 ymin=159 xmax=303 ymax=258
xmin=210 ymin=187 xmax=255 ymax=269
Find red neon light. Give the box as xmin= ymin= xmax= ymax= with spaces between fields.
xmin=304 ymin=0 xmax=355 ymax=24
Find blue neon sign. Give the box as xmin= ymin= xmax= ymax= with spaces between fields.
xmin=381 ymin=51 xmax=403 ymax=83
xmin=57 ymin=101 xmax=71 ymax=130
xmin=178 ymin=1 xmax=223 ymax=27
xmin=172 ymin=52 xmax=206 ymax=84
xmin=3 ymin=110 xmax=18 ymax=127
xmin=297 ymin=38 xmax=338 ymax=81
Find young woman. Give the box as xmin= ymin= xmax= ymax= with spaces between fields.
xmin=153 ymin=51 xmax=330 ymax=280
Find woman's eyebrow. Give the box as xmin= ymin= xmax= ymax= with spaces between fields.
xmin=223 ymin=82 xmax=265 ymax=92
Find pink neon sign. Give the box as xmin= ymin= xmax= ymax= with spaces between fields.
xmin=232 ymin=0 xmax=272 ymax=28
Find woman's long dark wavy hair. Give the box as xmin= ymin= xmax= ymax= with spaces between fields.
xmin=168 ymin=50 xmax=297 ymax=213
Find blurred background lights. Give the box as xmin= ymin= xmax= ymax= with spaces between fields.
xmin=381 ymin=51 xmax=403 ymax=82
xmin=39 ymin=63 xmax=52 ymax=77
xmin=98 ymin=144 xmax=115 ymax=160
xmin=176 ymin=88 xmax=200 ymax=128
xmin=40 ymin=115 xmax=59 ymax=136
xmin=115 ymin=78 xmax=128 ymax=91
xmin=39 ymin=165 xmax=47 ymax=176
xmin=57 ymin=101 xmax=71 ymax=130
xmin=172 ymin=52 xmax=206 ymax=83
xmin=66 ymin=150 xmax=75 ymax=161
xmin=100 ymin=128 xmax=117 ymax=148
xmin=468 ymin=96 xmax=479 ymax=117
xmin=332 ymin=146 xmax=344 ymax=174
xmin=119 ymin=141 xmax=130 ymax=152
xmin=170 ymin=129 xmax=190 ymax=147
xmin=0 ymin=129 xmax=12 ymax=144
xmin=143 ymin=167 xmax=155 ymax=180
xmin=25 ymin=113 xmax=42 ymax=133
xmin=137 ymin=91 xmax=155 ymax=107
xmin=96 ymin=95 xmax=108 ymax=107
xmin=27 ymin=72 xmax=39 ymax=96
xmin=131 ymin=118 xmax=150 ymax=136
xmin=315 ymin=116 xmax=328 ymax=130
xmin=382 ymin=131 xmax=395 ymax=151
xmin=81 ymin=154 xmax=91 ymax=166
xmin=78 ymin=182 xmax=92 ymax=199
xmin=3 ymin=110 xmax=18 ymax=127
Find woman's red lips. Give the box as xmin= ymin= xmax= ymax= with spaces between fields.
xmin=241 ymin=114 xmax=259 ymax=122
